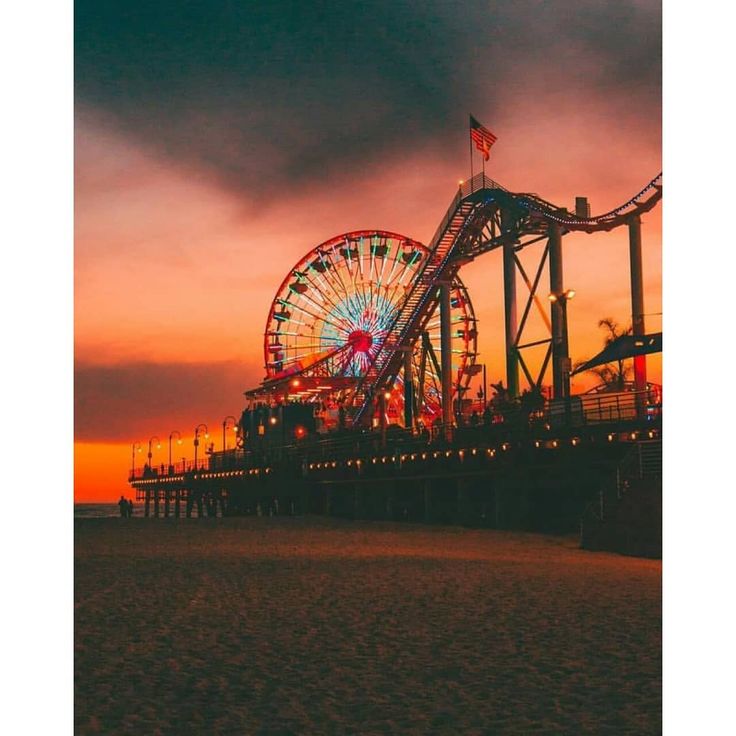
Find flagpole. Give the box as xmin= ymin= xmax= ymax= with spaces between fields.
xmin=468 ymin=115 xmax=474 ymax=190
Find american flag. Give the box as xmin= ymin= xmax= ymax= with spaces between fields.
xmin=470 ymin=115 xmax=497 ymax=161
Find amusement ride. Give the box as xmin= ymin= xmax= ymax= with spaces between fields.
xmin=244 ymin=171 xmax=662 ymax=439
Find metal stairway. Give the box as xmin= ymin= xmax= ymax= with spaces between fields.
xmin=580 ymin=439 xmax=662 ymax=557
xmin=351 ymin=180 xmax=497 ymax=426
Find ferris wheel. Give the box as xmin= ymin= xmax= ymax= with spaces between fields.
xmin=263 ymin=230 xmax=478 ymax=426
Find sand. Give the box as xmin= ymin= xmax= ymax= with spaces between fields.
xmin=75 ymin=517 xmax=661 ymax=735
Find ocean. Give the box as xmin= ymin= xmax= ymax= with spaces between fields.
xmin=74 ymin=503 xmax=143 ymax=518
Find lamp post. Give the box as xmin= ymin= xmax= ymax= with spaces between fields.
xmin=147 ymin=435 xmax=162 ymax=516
xmin=193 ymin=423 xmax=209 ymax=471
xmin=170 ymin=430 xmax=183 ymax=519
xmin=548 ymin=288 xmax=576 ymax=401
xmin=380 ymin=391 xmax=390 ymax=448
xmin=147 ymin=436 xmax=161 ymax=472
xmin=222 ymin=415 xmax=238 ymax=452
xmin=168 ymin=430 xmax=182 ymax=473
xmin=130 ymin=442 xmax=142 ymax=479
xmin=482 ymin=363 xmax=487 ymax=410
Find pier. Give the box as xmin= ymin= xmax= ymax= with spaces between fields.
xmin=129 ymin=172 xmax=663 ymax=556
xmin=131 ymin=392 xmax=661 ymax=556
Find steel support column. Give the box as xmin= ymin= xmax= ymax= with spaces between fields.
xmin=549 ymin=224 xmax=570 ymax=399
xmin=628 ymin=215 xmax=647 ymax=412
xmin=439 ymin=282 xmax=453 ymax=435
xmin=502 ymin=239 xmax=519 ymax=398
xmin=403 ymin=348 xmax=414 ymax=431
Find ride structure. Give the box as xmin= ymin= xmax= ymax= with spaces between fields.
xmin=245 ymin=171 xmax=662 ymax=436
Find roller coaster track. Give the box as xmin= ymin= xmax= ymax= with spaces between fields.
xmin=516 ymin=172 xmax=662 ymax=233
xmin=351 ymin=172 xmax=662 ymax=426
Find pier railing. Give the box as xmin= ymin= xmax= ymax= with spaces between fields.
xmin=129 ymin=456 xmax=219 ymax=480
xmin=129 ymin=389 xmax=660 ymax=483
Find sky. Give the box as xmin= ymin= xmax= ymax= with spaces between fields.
xmin=75 ymin=0 xmax=662 ymax=501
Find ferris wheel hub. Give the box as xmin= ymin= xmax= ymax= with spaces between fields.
xmin=347 ymin=329 xmax=373 ymax=354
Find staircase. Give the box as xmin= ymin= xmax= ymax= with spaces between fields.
xmin=351 ymin=178 xmax=501 ymax=425
xmin=581 ymin=440 xmax=662 ymax=558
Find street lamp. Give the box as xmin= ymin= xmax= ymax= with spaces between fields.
xmin=130 ymin=442 xmax=142 ymax=478
xmin=549 ymin=289 xmax=576 ymax=401
xmin=147 ymin=436 xmax=161 ymax=472
xmin=168 ymin=430 xmax=182 ymax=472
xmin=222 ymin=415 xmax=238 ymax=452
xmin=480 ymin=363 xmax=487 ymax=410
xmin=548 ymin=289 xmax=576 ymax=303
xmin=193 ymin=423 xmax=209 ymax=470
xmin=549 ymin=289 xmax=575 ymax=358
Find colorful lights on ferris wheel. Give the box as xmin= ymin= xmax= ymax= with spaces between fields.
xmin=263 ymin=230 xmax=479 ymax=423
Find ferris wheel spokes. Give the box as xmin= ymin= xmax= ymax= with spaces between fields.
xmin=263 ymin=230 xmax=478 ymax=424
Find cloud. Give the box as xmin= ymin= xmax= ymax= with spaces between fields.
xmin=74 ymin=360 xmax=260 ymax=441
xmin=75 ymin=1 xmax=661 ymax=198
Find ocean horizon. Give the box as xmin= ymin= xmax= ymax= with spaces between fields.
xmin=75 ymin=502 xmax=142 ymax=518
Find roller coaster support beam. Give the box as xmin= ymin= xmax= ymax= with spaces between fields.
xmin=440 ymin=281 xmax=454 ymax=439
xmin=417 ymin=332 xmax=429 ymax=416
xmin=503 ymin=236 xmax=519 ymax=399
xmin=628 ymin=214 xmax=647 ymax=417
xmin=403 ymin=348 xmax=414 ymax=431
xmin=549 ymin=224 xmax=571 ymax=399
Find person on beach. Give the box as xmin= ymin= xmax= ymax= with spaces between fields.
xmin=127 ymin=498 xmax=135 ymax=518
xmin=118 ymin=495 xmax=128 ymax=518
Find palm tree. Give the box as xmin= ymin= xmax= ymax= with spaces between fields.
xmin=575 ymin=318 xmax=632 ymax=391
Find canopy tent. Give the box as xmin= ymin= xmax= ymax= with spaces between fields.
xmin=572 ymin=332 xmax=662 ymax=375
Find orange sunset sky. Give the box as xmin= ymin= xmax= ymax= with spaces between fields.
xmin=75 ymin=1 xmax=662 ymax=501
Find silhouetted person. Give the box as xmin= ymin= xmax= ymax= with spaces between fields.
xmin=483 ymin=405 xmax=492 ymax=427
xmin=118 ymin=495 xmax=128 ymax=518
xmin=470 ymin=410 xmax=479 ymax=426
xmin=127 ymin=499 xmax=134 ymax=518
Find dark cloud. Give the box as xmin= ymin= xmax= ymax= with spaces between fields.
xmin=75 ymin=360 xmax=259 ymax=441
xmin=75 ymin=1 xmax=661 ymax=196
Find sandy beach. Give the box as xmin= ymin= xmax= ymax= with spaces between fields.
xmin=75 ymin=517 xmax=661 ymax=734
